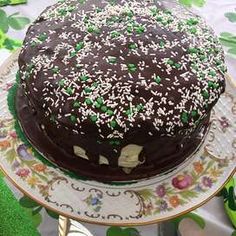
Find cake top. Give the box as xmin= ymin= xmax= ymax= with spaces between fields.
xmin=19 ymin=0 xmax=226 ymax=141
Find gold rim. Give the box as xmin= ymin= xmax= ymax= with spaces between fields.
xmin=0 ymin=52 xmax=236 ymax=226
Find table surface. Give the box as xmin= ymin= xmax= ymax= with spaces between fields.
xmin=0 ymin=0 xmax=235 ymax=235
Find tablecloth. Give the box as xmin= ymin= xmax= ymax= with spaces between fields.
xmin=0 ymin=0 xmax=235 ymax=235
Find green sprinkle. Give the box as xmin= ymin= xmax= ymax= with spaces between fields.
xmin=188 ymin=47 xmax=198 ymax=54
xmin=38 ymin=33 xmax=47 ymax=42
xmin=66 ymin=87 xmax=74 ymax=95
xmin=76 ymin=41 xmax=84 ymax=51
xmin=95 ymin=102 xmax=101 ymax=108
xmin=137 ymin=104 xmax=144 ymax=111
xmin=156 ymin=16 xmax=163 ymax=22
xmin=85 ymin=98 xmax=92 ymax=105
xmin=128 ymin=43 xmax=137 ymax=50
xmin=126 ymin=25 xmax=133 ymax=33
xmin=58 ymin=8 xmax=67 ymax=16
xmin=202 ymin=90 xmax=209 ymax=99
xmin=87 ymin=25 xmax=100 ymax=34
xmin=167 ymin=59 xmax=174 ymax=65
xmin=215 ymin=59 xmax=222 ymax=66
xmin=127 ymin=63 xmax=137 ymax=73
xmin=199 ymin=55 xmax=206 ymax=61
xmin=68 ymin=6 xmax=75 ymax=12
xmin=167 ymin=18 xmax=173 ymax=24
xmin=181 ymin=112 xmax=188 ymax=123
xmin=96 ymin=97 xmax=103 ymax=104
xmin=189 ymin=27 xmax=197 ymax=34
xmin=150 ymin=7 xmax=158 ymax=16
xmin=80 ymin=75 xmax=88 ymax=81
xmin=164 ymin=9 xmax=172 ymax=15
xmin=96 ymin=7 xmax=102 ymax=13
xmin=84 ymin=87 xmax=92 ymax=93
xmin=109 ymin=140 xmax=114 ymax=145
xmin=90 ymin=115 xmax=98 ymax=122
xmin=70 ymin=115 xmax=77 ymax=123
xmin=110 ymin=139 xmax=121 ymax=145
xmin=110 ymin=120 xmax=117 ymax=128
xmin=174 ymin=63 xmax=181 ymax=69
xmin=208 ymin=70 xmax=216 ymax=77
xmin=106 ymin=109 xmax=114 ymax=116
xmin=111 ymin=31 xmax=121 ymax=38
xmin=73 ymin=101 xmax=80 ymax=108
xmin=114 ymin=140 xmax=120 ymax=145
xmin=191 ymin=110 xmax=198 ymax=117
xmin=70 ymin=51 xmax=77 ymax=58
xmin=125 ymin=109 xmax=132 ymax=116
xmin=154 ymin=76 xmax=162 ymax=84
xmin=92 ymin=82 xmax=98 ymax=88
xmin=187 ymin=18 xmax=199 ymax=26
xmin=101 ymin=106 xmax=108 ymax=112
xmin=108 ymin=56 xmax=117 ymax=64
xmin=159 ymin=40 xmax=165 ymax=48
xmin=219 ymin=65 xmax=227 ymax=73
xmin=52 ymin=67 xmax=60 ymax=74
xmin=50 ymin=115 xmax=56 ymax=122
xmin=58 ymin=79 xmax=65 ymax=87
xmin=135 ymin=25 xmax=145 ymax=34
xmin=30 ymin=41 xmax=37 ymax=47
xmin=208 ymin=81 xmax=219 ymax=89
xmin=124 ymin=10 xmax=134 ymax=18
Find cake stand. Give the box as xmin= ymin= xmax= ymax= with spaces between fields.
xmin=0 ymin=51 xmax=235 ymax=232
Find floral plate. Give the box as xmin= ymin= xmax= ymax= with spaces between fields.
xmin=0 ymin=51 xmax=235 ymax=226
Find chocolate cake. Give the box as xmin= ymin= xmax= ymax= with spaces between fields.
xmin=17 ymin=0 xmax=226 ymax=181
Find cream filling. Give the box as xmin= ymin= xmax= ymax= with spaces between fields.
xmin=73 ymin=144 xmax=144 ymax=170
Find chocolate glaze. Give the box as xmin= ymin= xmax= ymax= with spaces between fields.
xmin=17 ymin=0 xmax=225 ymax=181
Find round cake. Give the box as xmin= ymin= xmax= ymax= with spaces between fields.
xmin=17 ymin=0 xmax=226 ymax=181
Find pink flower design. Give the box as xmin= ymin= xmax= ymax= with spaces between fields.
xmin=156 ymin=185 xmax=166 ymax=197
xmin=219 ymin=116 xmax=230 ymax=132
xmin=16 ymin=168 xmax=30 ymax=177
xmin=202 ymin=176 xmax=213 ymax=188
xmin=9 ymin=131 xmax=17 ymax=139
xmin=172 ymin=174 xmax=193 ymax=190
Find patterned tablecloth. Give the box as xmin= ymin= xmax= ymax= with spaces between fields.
xmin=0 ymin=0 xmax=235 ymax=235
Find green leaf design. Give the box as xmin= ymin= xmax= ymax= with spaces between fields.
xmin=19 ymin=196 xmax=40 ymax=208
xmin=107 ymin=226 xmax=123 ymax=236
xmin=225 ymin=12 xmax=236 ymax=22
xmin=232 ymin=231 xmax=236 ymax=236
xmin=179 ymin=190 xmax=198 ymax=200
xmin=23 ymin=208 xmax=42 ymax=228
xmin=219 ymin=32 xmax=236 ymax=56
xmin=137 ymin=189 xmax=155 ymax=199
xmin=0 ymin=169 xmax=4 ymax=177
xmin=46 ymin=208 xmax=59 ymax=219
xmin=8 ymin=16 xmax=30 ymax=30
xmin=123 ymin=228 xmax=140 ymax=236
xmin=171 ymin=212 xmax=205 ymax=229
xmin=32 ymin=206 xmax=43 ymax=216
xmin=3 ymin=38 xmax=22 ymax=51
xmin=0 ymin=0 xmax=11 ymax=7
xmin=5 ymin=149 xmax=15 ymax=164
xmin=179 ymin=0 xmax=205 ymax=7
xmin=0 ymin=9 xmax=9 ymax=33
xmin=106 ymin=226 xmax=140 ymax=236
